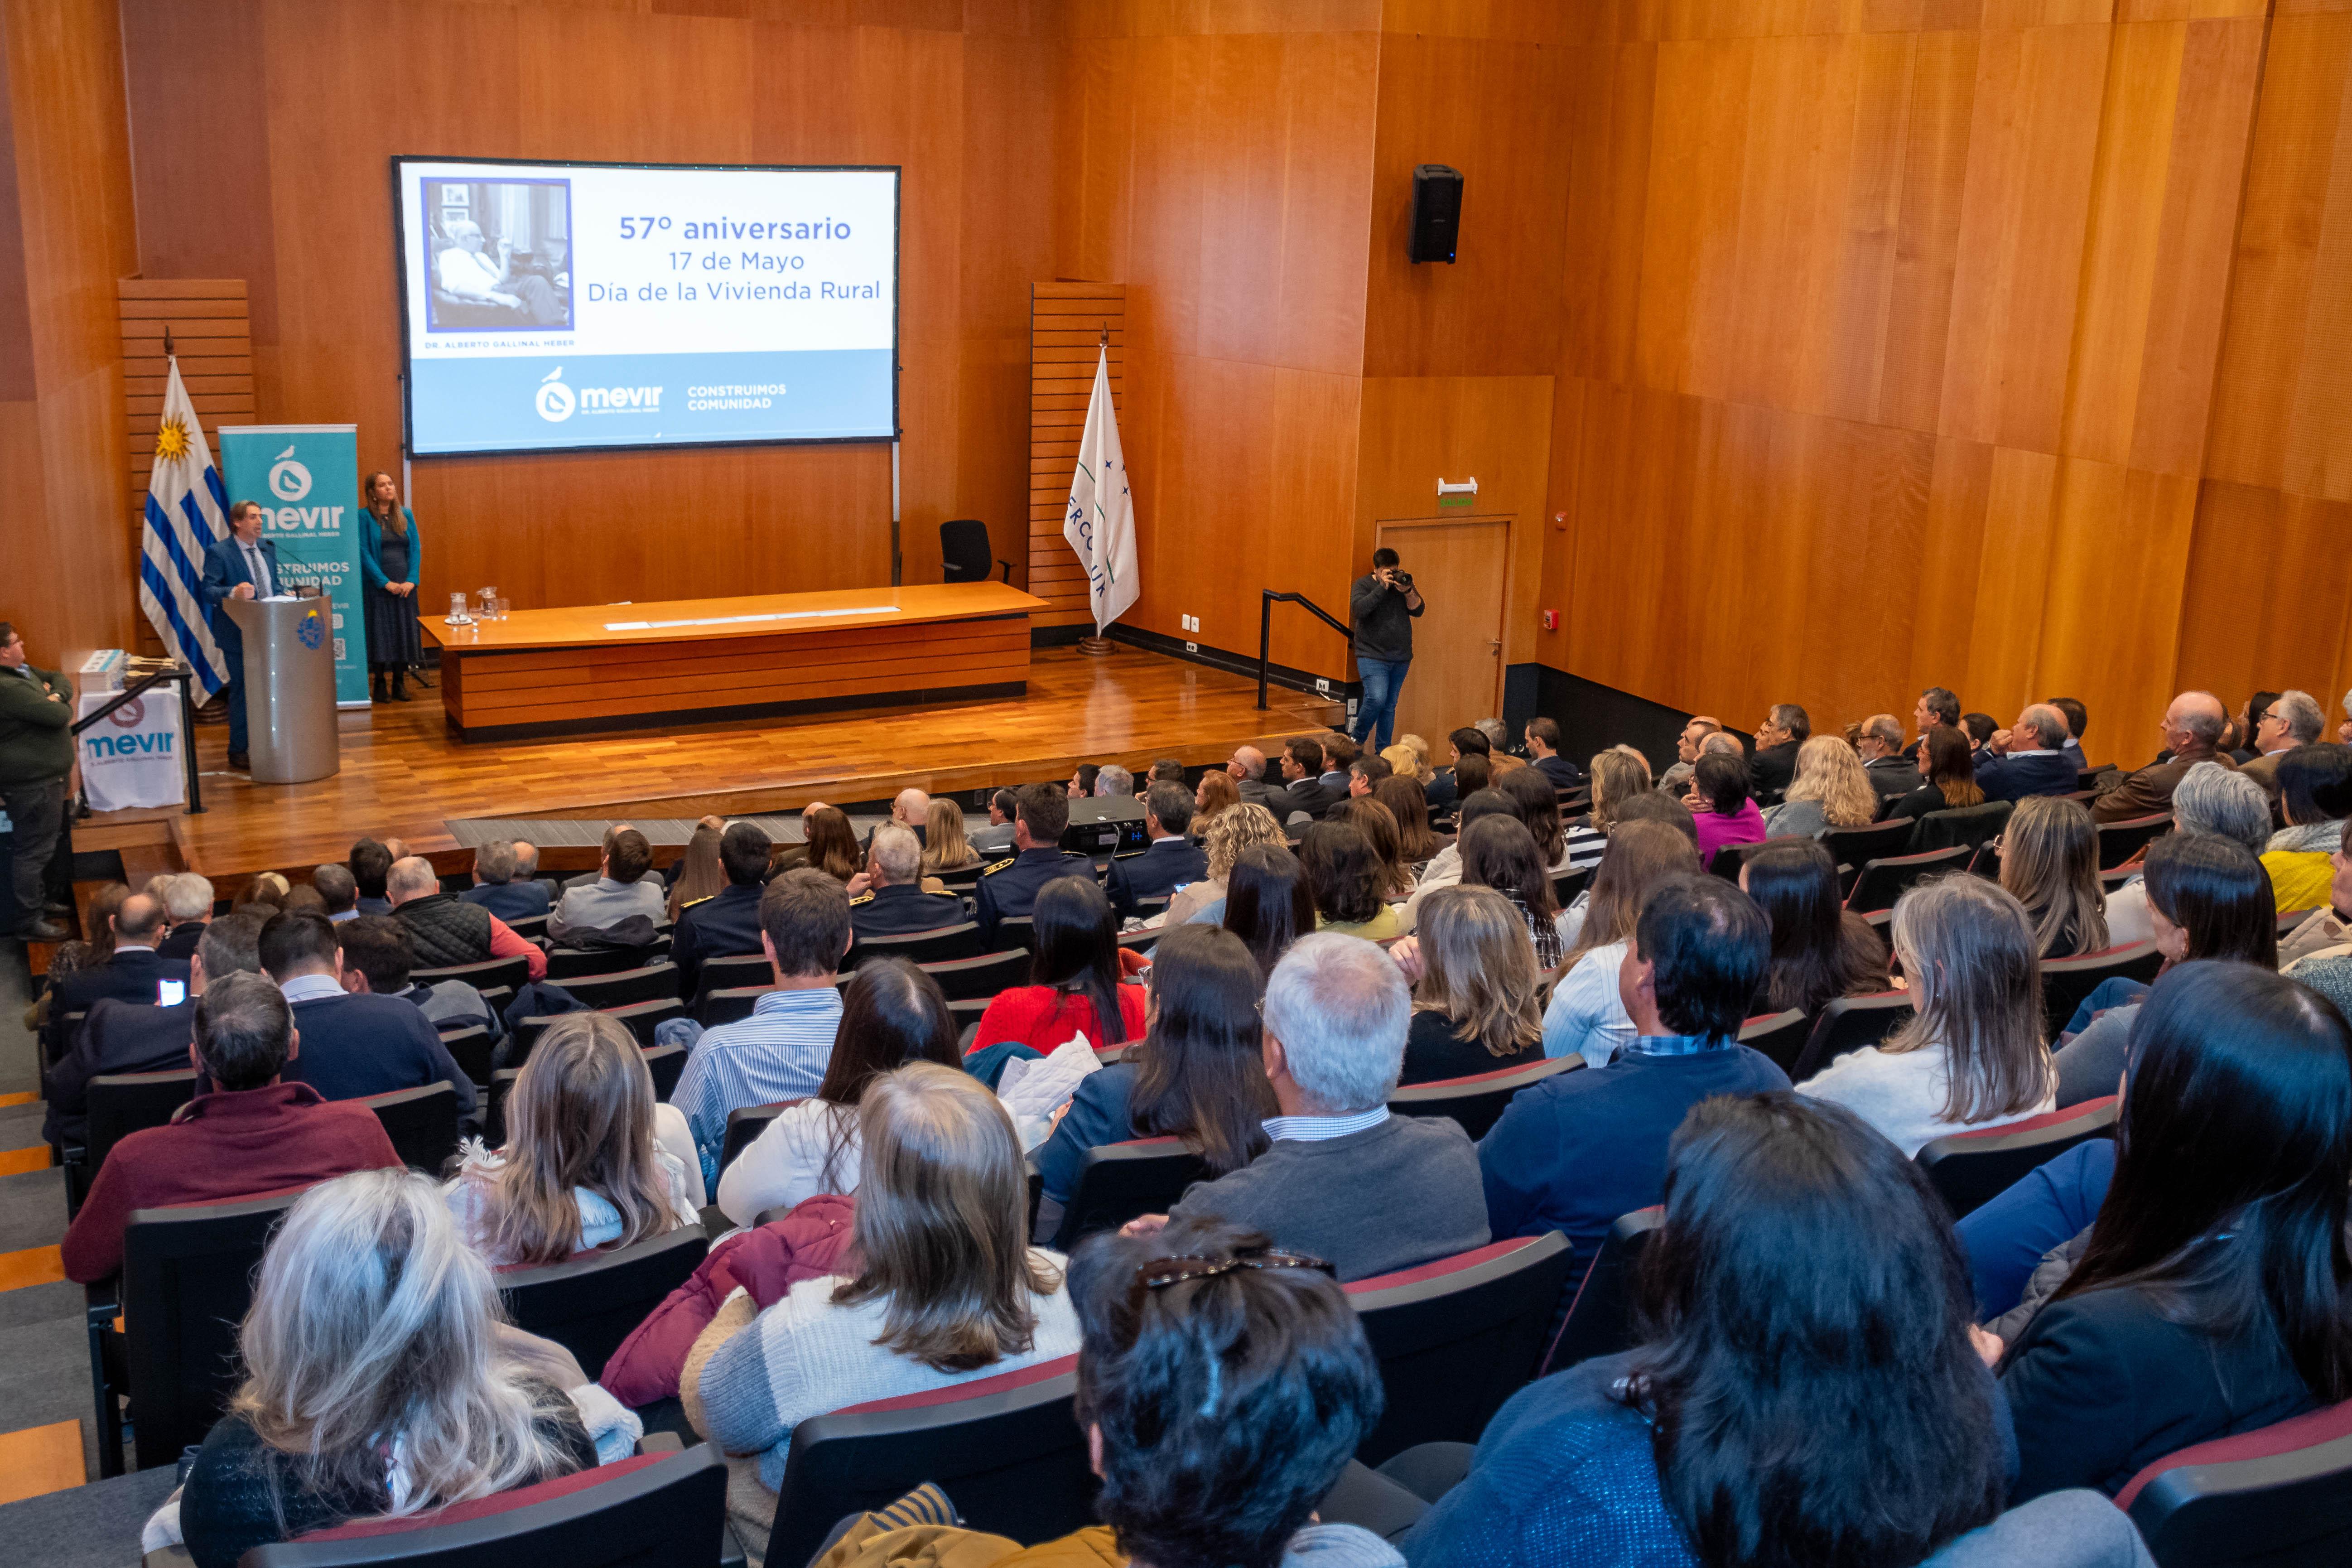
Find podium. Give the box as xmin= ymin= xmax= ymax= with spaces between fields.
xmin=223 ymin=594 xmax=340 ymax=784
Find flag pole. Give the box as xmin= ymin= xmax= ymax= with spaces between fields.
xmin=1076 ymin=325 xmax=1117 ymax=657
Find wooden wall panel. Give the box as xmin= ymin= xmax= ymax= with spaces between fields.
xmin=1028 ymin=282 xmax=1123 ymax=630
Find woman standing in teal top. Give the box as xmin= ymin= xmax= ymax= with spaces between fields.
xmin=360 ymin=471 xmax=422 ymax=703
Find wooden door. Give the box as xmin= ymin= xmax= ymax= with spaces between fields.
xmin=1373 ymin=519 xmax=1510 ymax=744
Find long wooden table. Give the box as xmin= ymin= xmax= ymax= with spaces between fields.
xmin=422 ymin=581 xmax=1048 ymax=741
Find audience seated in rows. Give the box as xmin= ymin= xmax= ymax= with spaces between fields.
xmin=1523 ymin=716 xmax=1583 ymax=791
xmin=460 ymin=837 xmax=552 ymax=921
xmin=2106 ymin=762 xmax=2269 ymax=944
xmin=670 ymin=868 xmax=853 ymax=1185
xmin=1388 ymin=885 xmax=1546 ymax=1083
xmin=1403 ymin=1092 xmax=2145 ymax=1568
xmin=850 ymin=822 xmax=965 ymax=941
xmin=2051 ymin=833 xmax=2279 ymax=1108
xmin=718 ymin=959 xmax=963 ymax=1224
xmin=971 ymin=877 xmax=1146 ymax=1055
xmin=264 ymin=909 xmax=479 ymax=1117
xmin=336 ymin=914 xmax=501 ymax=1040
xmin=1281 ymin=734 xmax=1350 ymax=821
xmin=671 ymin=820 xmax=774 ymax=994
xmin=1135 ymin=931 xmax=1487 ymax=1282
xmin=1976 ymin=704 xmax=2081 ymax=804
xmin=1562 ymin=748 xmax=1645 ymax=873
xmin=691 ymin=1062 xmax=1083 ymax=1518
xmin=312 ymin=862 xmax=358 ymax=922
xmin=1740 ymin=839 xmax=1890 ymax=1018
xmin=924 ymin=796 xmax=983 ymax=874
xmin=40 ymin=892 xmax=188 ymax=1059
xmin=157 ymin=873 xmax=212 ymax=959
xmin=1994 ymin=962 xmax=2352 ymax=1501
xmin=667 ymin=816 xmax=730 ymax=918
xmin=2238 ymin=688 xmax=2325 ymax=800
xmin=167 ymin=1169 xmax=602 ymax=1568
xmin=61 ymin=972 xmax=401 ymax=1284
xmin=390 ymin=853 xmax=548 ymax=981
xmin=1404 ymin=787 xmax=1509 ymax=916
xmin=1746 ymin=703 xmax=1808 ymax=798
xmin=1337 ymin=798 xmax=1416 ymax=904
xmin=1193 ymin=767 xmax=1240 ymax=825
xmin=2266 ymin=742 xmax=2352 ymax=912
xmin=1219 ymin=844 xmax=1316 ymax=981
xmin=1300 ymin=822 xmax=1403 ymax=941
xmin=1799 ymin=877 xmax=2054 ymax=1155
xmin=1489 ymin=874 xmax=1790 ymax=1278
xmin=1493 ymin=767 xmax=1571 ymax=876
xmin=974 ymin=783 xmax=1095 ymax=945
xmin=1855 ymin=712 xmax=1925 ymax=802
xmin=1105 ymin=781 xmax=1207 ymax=917
xmin=1761 ymin=733 xmax=1878 ymax=838
xmin=1655 ymin=715 xmax=1721 ymax=796
xmin=968 ymin=787 xmax=1021 ymax=856
xmin=1904 ymin=685 xmax=1964 ymax=765
xmin=348 ymin=838 xmax=395 ymax=916
xmin=548 ymin=828 xmax=665 ymax=942
xmin=445 ymin=1012 xmax=698 ymax=1267
xmin=792 ymin=805 xmax=864 ymax=883
xmin=1542 ymin=821 xmax=1700 ymax=1066
xmin=1686 ymin=752 xmax=1766 ymax=863
xmin=1889 ymin=723 xmax=1987 ymax=822
xmin=1033 ymin=925 xmax=1275 ymax=1209
xmin=1456 ymin=815 xmax=1566 ymax=968
xmin=1163 ymin=802 xmax=1283 ymax=928
xmin=1095 ymin=763 xmax=1133 ymax=798
xmin=1373 ymin=773 xmax=1445 ymax=864
xmin=2000 ymin=796 xmax=2111 ymax=959
xmin=2092 ymin=690 xmax=2232 ymax=822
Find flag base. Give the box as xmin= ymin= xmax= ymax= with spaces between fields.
xmin=1077 ymin=636 xmax=1117 ymax=656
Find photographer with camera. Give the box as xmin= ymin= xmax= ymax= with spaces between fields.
xmin=1349 ymin=547 xmax=1426 ymax=752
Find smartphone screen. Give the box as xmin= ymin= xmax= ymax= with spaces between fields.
xmin=156 ymin=978 xmax=187 ymax=1006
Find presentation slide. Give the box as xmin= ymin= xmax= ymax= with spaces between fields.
xmin=392 ymin=158 xmax=898 ymax=456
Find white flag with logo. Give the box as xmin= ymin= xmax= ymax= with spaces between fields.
xmin=1062 ymin=345 xmax=1140 ymax=636
xmin=139 ymin=357 xmax=231 ymax=696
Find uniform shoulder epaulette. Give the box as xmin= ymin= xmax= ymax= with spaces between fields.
xmin=982 ymin=857 xmax=1017 ymax=875
xmin=848 ymin=892 xmax=874 ymax=905
xmin=680 ymin=893 xmax=715 ymax=910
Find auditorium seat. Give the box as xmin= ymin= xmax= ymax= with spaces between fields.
xmin=1735 ymin=1009 xmax=1811 ymax=1077
xmin=1115 ymin=926 xmax=1162 ymax=957
xmin=499 ymin=1225 xmax=710 ymax=1377
xmin=558 ymin=964 xmax=682 ymax=1010
xmin=1388 ymin=1056 xmax=1579 ymax=1140
xmin=848 ymin=922 xmax=984 ymax=967
xmin=1540 ymin=1206 xmax=1663 ymax=1376
xmin=437 ymin=1024 xmax=494 ymax=1088
xmin=2116 ymin=1399 xmax=2352 ymax=1567
xmin=767 ymin=1355 xmax=1093 ymax=1568
xmin=2040 ymin=941 xmax=2164 ymax=1038
xmin=1844 ymin=846 xmax=1970 ymax=914
xmin=992 ymin=916 xmax=1038 ymax=951
xmin=413 ymin=953 xmax=534 ymax=993
xmin=90 ymin=1187 xmax=304 ymax=1475
xmin=61 ymin=1068 xmax=198 ymax=1220
xmin=236 ymin=1438 xmax=732 ymax=1568
xmin=548 ymin=941 xmax=673 ymax=982
xmin=640 ymin=1042 xmax=687 ymax=1102
xmin=504 ymin=913 xmax=553 ymax=941
xmin=2097 ymin=812 xmax=2174 ymax=871
xmin=2101 ymin=865 xmax=2139 ymax=893
xmin=1706 ymin=841 xmax=1774 ymax=882
xmin=920 ymin=948 xmax=1031 ymax=1003
xmin=598 ymin=995 xmax=686 ymax=1046
xmin=1046 ymin=1136 xmax=1210 ymax=1250
xmin=697 ymin=984 xmax=776 ymax=1029
xmin=1788 ymin=991 xmax=1914 ymax=1083
xmin=690 ymin=953 xmax=773 ymax=997
xmin=1550 ymin=868 xmax=1591 ymax=908
xmin=1916 ymin=1096 xmax=2118 ymax=1221
xmin=719 ymin=1100 xmax=805 ymax=1178
xmin=1344 ymin=1232 xmax=1573 ymax=1465
xmin=1822 ymin=818 xmax=1915 ymax=884
xmin=359 ymin=1081 xmax=462 ymax=1173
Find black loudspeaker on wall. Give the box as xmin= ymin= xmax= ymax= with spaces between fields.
xmin=1409 ymin=164 xmax=1463 ymax=264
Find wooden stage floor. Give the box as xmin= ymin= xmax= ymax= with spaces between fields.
xmin=77 ymin=646 xmax=1347 ymax=888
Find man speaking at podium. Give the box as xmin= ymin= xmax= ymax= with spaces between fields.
xmin=200 ymin=499 xmax=281 ymax=771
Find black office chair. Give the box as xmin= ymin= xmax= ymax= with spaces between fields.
xmin=940 ymin=519 xmax=1012 ymax=584
xmin=848 ymin=922 xmax=985 ymax=968
xmin=359 ymin=1082 xmax=463 ymax=1174
xmin=1540 ymin=1207 xmax=1663 ymax=1376
xmin=1789 ymin=991 xmax=1915 ymax=1082
xmin=499 ymin=1226 xmax=710 ymax=1377
xmin=411 ymin=954 xmax=533 ymax=992
xmin=63 ymin=1069 xmax=199 ymax=1219
xmin=1048 ymin=1138 xmax=1211 ymax=1250
xmin=1388 ymin=1056 xmax=1580 ymax=1141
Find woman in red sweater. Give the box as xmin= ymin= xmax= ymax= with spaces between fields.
xmin=969 ymin=876 xmax=1146 ymax=1055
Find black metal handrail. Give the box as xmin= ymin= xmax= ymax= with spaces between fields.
xmin=67 ymin=664 xmax=205 ymax=815
xmin=1257 ymin=591 xmax=1351 ymax=711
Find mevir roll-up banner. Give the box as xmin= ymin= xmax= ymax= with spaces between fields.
xmin=218 ymin=425 xmax=371 ymax=708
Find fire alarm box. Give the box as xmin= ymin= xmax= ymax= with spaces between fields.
xmin=1541 ymin=609 xmax=1559 ymax=631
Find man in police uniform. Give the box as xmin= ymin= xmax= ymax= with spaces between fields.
xmin=973 ymin=782 xmax=1094 ymax=946
xmin=670 ymin=821 xmax=771 ymax=998
xmin=1104 ymin=782 xmax=1210 ymax=919
xmin=849 ymin=824 xmax=968 ymax=941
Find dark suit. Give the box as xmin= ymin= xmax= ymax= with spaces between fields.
xmin=199 ymin=532 xmax=282 ymax=756
xmin=1238 ymin=777 xmax=1297 ymax=819
xmin=460 ymin=880 xmax=553 ymax=922
xmin=1424 ymin=770 xmax=1459 ymax=814
xmin=850 ymin=882 xmax=969 ymax=940
xmin=43 ymin=949 xmax=190 ymax=1061
xmin=1974 ymin=748 xmax=2079 ymax=805
xmin=1104 ymin=837 xmax=1210 ymax=917
xmin=1531 ymin=754 xmax=1585 ymax=791
xmin=43 ymin=995 xmax=198 ymax=1148
xmin=1280 ymin=778 xmax=1344 ymax=822
xmin=1748 ymin=741 xmax=1800 ymax=800
xmin=283 ymin=990 xmax=479 ymax=1116
xmin=1862 ymin=756 xmax=1924 ymax=803
xmin=156 ymin=921 xmax=207 ymax=961
xmin=973 ymin=847 xmax=1094 ymax=945
xmin=671 ymin=881 xmax=767 ymax=995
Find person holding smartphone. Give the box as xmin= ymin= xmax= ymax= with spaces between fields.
xmin=1349 ymin=546 xmax=1425 ymax=753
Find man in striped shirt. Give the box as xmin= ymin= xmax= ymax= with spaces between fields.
xmin=670 ymin=868 xmax=852 ymax=1187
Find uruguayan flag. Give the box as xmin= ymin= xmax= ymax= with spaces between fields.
xmin=1062 ymin=344 xmax=1140 ymax=636
xmin=140 ymin=357 xmax=230 ymax=695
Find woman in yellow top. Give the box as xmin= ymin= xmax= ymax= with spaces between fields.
xmin=2264 ymin=746 xmax=2352 ymax=913
xmin=1298 ymin=821 xmax=1403 ymax=941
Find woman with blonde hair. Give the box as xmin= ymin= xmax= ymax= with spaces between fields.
xmin=1393 ymin=884 xmax=1544 ymax=1083
xmin=233 ymin=871 xmax=292 ymax=913
xmin=1383 ymin=739 xmax=1434 ymax=788
xmin=1163 ymin=801 xmax=1283 ymax=927
xmin=1192 ymin=767 xmax=1240 ymax=825
xmin=1337 ymin=796 xmax=1415 ymax=901
xmin=922 ymin=796 xmax=982 ymax=875
xmin=176 ymin=1169 xmax=597 ymax=1566
xmin=667 ymin=814 xmax=728 ymax=921
xmin=444 ymin=1012 xmax=698 ymax=1267
xmin=1543 ymin=820 xmax=1701 ymax=1065
xmin=694 ymin=1061 xmax=1081 ymax=1502
xmin=1587 ymin=748 xmax=1653 ymax=831
xmin=1799 ymin=876 xmax=2055 ymax=1156
xmin=1764 ymin=735 xmax=1881 ymax=838
xmin=1999 ymin=794 xmax=2109 ymax=958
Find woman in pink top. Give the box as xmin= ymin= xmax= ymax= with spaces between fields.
xmin=1686 ymin=752 xmax=1767 ymax=867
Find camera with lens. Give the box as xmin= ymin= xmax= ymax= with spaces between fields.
xmin=1389 ymin=570 xmax=1413 ymax=590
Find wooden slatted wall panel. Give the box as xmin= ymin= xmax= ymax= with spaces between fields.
xmin=119 ymin=279 xmax=255 ymax=657
xmin=1030 ymin=282 xmax=1124 ymax=631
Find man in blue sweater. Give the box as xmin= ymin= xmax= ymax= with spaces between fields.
xmin=1973 ymin=704 xmax=2081 ymax=803
xmin=1479 ymin=873 xmax=1789 ymax=1276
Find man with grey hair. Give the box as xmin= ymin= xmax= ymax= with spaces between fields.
xmin=2106 ymin=763 xmax=2274 ymax=946
xmin=1975 ymin=704 xmax=2079 ymax=803
xmin=1094 ymin=763 xmax=1133 ymax=798
xmin=157 ymin=873 xmax=216 ymax=960
xmin=312 ymin=864 xmax=359 ymax=922
xmin=2093 ymin=690 xmax=2233 ymax=823
xmin=849 ymin=821 xmax=965 ymax=940
xmin=388 ymin=854 xmax=546 ymax=979
xmin=1226 ymin=743 xmax=1296 ymax=819
xmin=1748 ymin=704 xmax=1809 ymax=797
xmin=460 ymin=838 xmax=551 ymax=922
xmin=1134 ymin=931 xmax=1489 ymax=1281
xmin=1854 ymin=714 xmax=1922 ymax=803
xmin=1475 ymin=718 xmax=1511 ymax=753
xmin=2241 ymin=689 xmax=2326 ymax=801
xmin=434 ymin=217 xmax=564 ymax=323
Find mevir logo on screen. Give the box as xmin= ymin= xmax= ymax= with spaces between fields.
xmin=535 ymin=366 xmax=661 ymax=424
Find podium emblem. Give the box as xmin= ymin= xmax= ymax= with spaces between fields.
xmin=298 ymin=608 xmax=327 ymax=650
xmin=109 ymin=697 xmax=146 ymax=728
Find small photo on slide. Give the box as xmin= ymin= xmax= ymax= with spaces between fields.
xmin=422 ymin=176 xmax=574 ymax=333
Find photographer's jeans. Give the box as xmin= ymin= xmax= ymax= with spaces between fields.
xmin=1352 ymin=657 xmax=1411 ymax=751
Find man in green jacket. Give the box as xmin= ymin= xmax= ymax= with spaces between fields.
xmin=0 ymin=622 xmax=74 ymax=940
